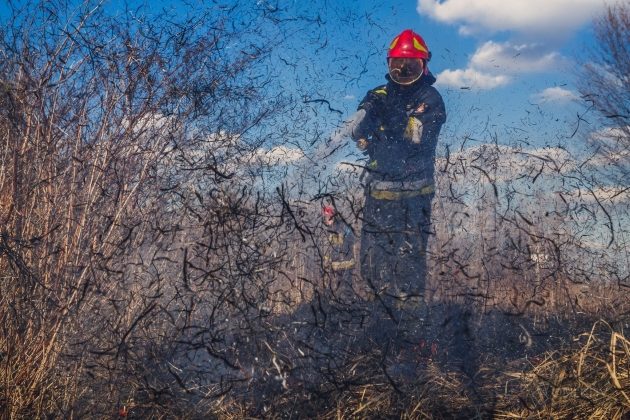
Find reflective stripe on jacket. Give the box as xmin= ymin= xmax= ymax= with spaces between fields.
xmin=369 ymin=180 xmax=435 ymax=200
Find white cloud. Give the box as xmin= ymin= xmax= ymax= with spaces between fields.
xmin=436 ymin=40 xmax=568 ymax=90
xmin=525 ymin=146 xmax=575 ymax=167
xmin=255 ymin=145 xmax=305 ymax=166
xmin=532 ymin=87 xmax=580 ymax=103
xmin=417 ymin=1 xmax=606 ymax=92
xmin=584 ymin=62 xmax=626 ymax=88
xmin=122 ymin=112 xmax=176 ymax=135
xmin=471 ymin=41 xmax=565 ymax=73
xmin=585 ymin=126 xmax=630 ymax=167
xmin=436 ymin=144 xmax=578 ymax=183
xmin=584 ymin=152 xmax=630 ymax=169
xmin=591 ymin=186 xmax=629 ymax=202
xmin=417 ymin=0 xmax=605 ymax=36
xmin=436 ymin=67 xmax=509 ymax=89
xmin=590 ymin=126 xmax=630 ymax=143
xmin=334 ymin=160 xmax=363 ymax=174
xmin=569 ymin=186 xmax=630 ymax=203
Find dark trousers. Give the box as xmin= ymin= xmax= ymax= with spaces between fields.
xmin=360 ymin=193 xmax=433 ymax=301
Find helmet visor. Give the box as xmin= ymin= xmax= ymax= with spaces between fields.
xmin=388 ymin=58 xmax=424 ymax=85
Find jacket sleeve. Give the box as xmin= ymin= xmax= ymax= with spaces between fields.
xmin=315 ymin=108 xmax=370 ymax=160
xmin=413 ymin=86 xmax=446 ymax=146
xmin=353 ymin=87 xmax=387 ymax=140
xmin=329 ymin=109 xmax=367 ymax=145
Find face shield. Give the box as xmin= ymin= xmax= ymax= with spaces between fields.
xmin=388 ymin=57 xmax=424 ymax=85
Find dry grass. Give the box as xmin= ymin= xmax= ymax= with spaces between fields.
xmin=203 ymin=320 xmax=630 ymax=419
xmin=334 ymin=332 xmax=628 ymax=419
xmin=494 ymin=320 xmax=630 ymax=419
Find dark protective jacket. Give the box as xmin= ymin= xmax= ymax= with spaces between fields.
xmin=323 ymin=219 xmax=355 ymax=272
xmin=354 ymin=73 xmax=446 ymax=302
xmin=353 ymin=73 xmax=446 ymax=186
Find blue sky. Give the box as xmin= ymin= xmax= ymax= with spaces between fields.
xmin=239 ymin=0 xmax=628 ymax=206
xmin=310 ymin=0 xmax=609 ymax=150
xmin=206 ymin=0 xmax=612 ymax=167
xmin=0 ymin=0 xmax=612 ymax=152
xmin=1 ymin=0 xmax=624 ymax=239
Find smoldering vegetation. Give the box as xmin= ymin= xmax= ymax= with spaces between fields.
xmin=0 ymin=1 xmax=628 ymax=418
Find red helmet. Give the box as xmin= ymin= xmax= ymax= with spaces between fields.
xmin=387 ymin=29 xmax=430 ymax=60
xmin=387 ymin=30 xmax=431 ymax=84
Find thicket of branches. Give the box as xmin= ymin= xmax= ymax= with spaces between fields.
xmin=0 ymin=1 xmax=628 ymax=418
xmin=580 ymin=2 xmax=629 ymax=144
xmin=0 ymin=1 xmax=321 ymax=416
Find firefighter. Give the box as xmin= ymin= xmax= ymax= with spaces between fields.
xmin=321 ymin=204 xmax=356 ymax=301
xmin=350 ymin=29 xmax=446 ymax=315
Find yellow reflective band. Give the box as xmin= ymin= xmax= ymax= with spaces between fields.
xmin=374 ymin=89 xmax=387 ymax=95
xmin=329 ymin=233 xmax=344 ymax=245
xmin=370 ymin=184 xmax=435 ymax=200
xmin=368 ymin=160 xmax=378 ymax=169
xmin=389 ymin=37 xmax=399 ymax=50
xmin=331 ymin=259 xmax=355 ymax=271
xmin=403 ymin=117 xmax=415 ymax=140
xmin=413 ymin=38 xmax=427 ymax=53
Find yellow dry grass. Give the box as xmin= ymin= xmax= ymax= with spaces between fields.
xmin=209 ymin=321 xmax=630 ymax=419
xmin=496 ymin=320 xmax=630 ymax=419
